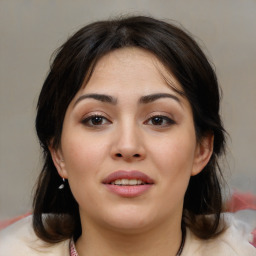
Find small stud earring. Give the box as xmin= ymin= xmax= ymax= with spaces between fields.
xmin=58 ymin=178 xmax=65 ymax=190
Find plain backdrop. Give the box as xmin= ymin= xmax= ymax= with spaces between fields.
xmin=0 ymin=0 xmax=256 ymax=219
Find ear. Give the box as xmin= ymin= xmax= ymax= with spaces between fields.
xmin=48 ymin=145 xmax=68 ymax=179
xmin=191 ymin=133 xmax=214 ymax=176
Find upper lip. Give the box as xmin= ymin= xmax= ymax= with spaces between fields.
xmin=102 ymin=170 xmax=155 ymax=184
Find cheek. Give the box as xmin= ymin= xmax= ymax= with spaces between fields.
xmin=61 ymin=133 xmax=107 ymax=181
xmin=151 ymin=135 xmax=196 ymax=175
xmin=149 ymin=131 xmax=197 ymax=203
xmin=60 ymin=135 xmax=107 ymax=207
xmin=153 ymin=135 xmax=196 ymax=206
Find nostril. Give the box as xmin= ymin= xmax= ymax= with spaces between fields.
xmin=115 ymin=153 xmax=141 ymax=158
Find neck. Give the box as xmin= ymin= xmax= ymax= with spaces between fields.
xmin=75 ymin=217 xmax=183 ymax=256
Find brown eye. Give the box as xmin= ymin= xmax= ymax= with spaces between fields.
xmin=145 ymin=115 xmax=175 ymax=127
xmin=151 ymin=116 xmax=164 ymax=125
xmin=90 ymin=116 xmax=104 ymax=125
xmin=82 ymin=115 xmax=111 ymax=127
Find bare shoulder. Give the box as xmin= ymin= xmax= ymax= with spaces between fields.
xmin=0 ymin=215 xmax=70 ymax=256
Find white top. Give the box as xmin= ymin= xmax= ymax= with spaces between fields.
xmin=0 ymin=214 xmax=255 ymax=256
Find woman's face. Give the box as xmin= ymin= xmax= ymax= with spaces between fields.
xmin=51 ymin=47 xmax=212 ymax=233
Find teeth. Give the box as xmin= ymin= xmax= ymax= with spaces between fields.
xmin=122 ymin=179 xmax=129 ymax=185
xmin=128 ymin=179 xmax=137 ymax=185
xmin=111 ymin=179 xmax=145 ymax=185
xmin=137 ymin=180 xmax=142 ymax=185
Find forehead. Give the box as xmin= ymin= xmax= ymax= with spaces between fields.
xmin=80 ymin=47 xmax=184 ymax=96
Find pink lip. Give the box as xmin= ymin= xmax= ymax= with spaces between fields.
xmin=102 ymin=170 xmax=154 ymax=198
xmin=102 ymin=170 xmax=154 ymax=184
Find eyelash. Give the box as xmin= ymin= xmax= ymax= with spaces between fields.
xmin=81 ymin=114 xmax=175 ymax=128
xmin=144 ymin=115 xmax=176 ymax=127
xmin=81 ymin=114 xmax=111 ymax=127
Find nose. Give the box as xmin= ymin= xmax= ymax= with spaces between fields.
xmin=111 ymin=123 xmax=146 ymax=161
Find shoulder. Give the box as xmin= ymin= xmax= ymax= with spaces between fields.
xmin=183 ymin=213 xmax=256 ymax=256
xmin=0 ymin=215 xmax=70 ymax=256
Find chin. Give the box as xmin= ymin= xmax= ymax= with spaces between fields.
xmin=99 ymin=206 xmax=158 ymax=233
xmin=106 ymin=219 xmax=152 ymax=234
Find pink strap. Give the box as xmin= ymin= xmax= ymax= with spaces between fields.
xmin=70 ymin=239 xmax=79 ymax=256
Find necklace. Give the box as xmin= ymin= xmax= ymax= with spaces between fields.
xmin=176 ymin=223 xmax=186 ymax=256
xmin=70 ymin=225 xmax=186 ymax=256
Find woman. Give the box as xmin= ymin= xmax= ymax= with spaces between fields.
xmin=0 ymin=16 xmax=255 ymax=256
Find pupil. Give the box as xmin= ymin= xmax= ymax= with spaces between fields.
xmin=92 ymin=116 xmax=102 ymax=124
xmin=152 ymin=117 xmax=163 ymax=125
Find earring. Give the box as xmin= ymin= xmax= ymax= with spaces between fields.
xmin=58 ymin=178 xmax=65 ymax=190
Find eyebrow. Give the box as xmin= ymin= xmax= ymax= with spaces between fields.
xmin=139 ymin=93 xmax=182 ymax=106
xmin=73 ymin=92 xmax=182 ymax=107
xmin=74 ymin=93 xmax=117 ymax=107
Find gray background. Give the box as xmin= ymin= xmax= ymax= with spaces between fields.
xmin=0 ymin=0 xmax=255 ymax=219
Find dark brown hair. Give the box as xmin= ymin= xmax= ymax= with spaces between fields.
xmin=34 ymin=15 xmax=226 ymax=243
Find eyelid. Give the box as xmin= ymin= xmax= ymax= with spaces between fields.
xmin=81 ymin=112 xmax=112 ymax=127
xmin=145 ymin=111 xmax=175 ymax=121
xmin=81 ymin=110 xmax=110 ymax=120
xmin=144 ymin=113 xmax=176 ymax=126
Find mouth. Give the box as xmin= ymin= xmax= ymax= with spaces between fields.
xmin=102 ymin=170 xmax=154 ymax=185
xmin=110 ymin=179 xmax=147 ymax=186
xmin=102 ymin=170 xmax=154 ymax=197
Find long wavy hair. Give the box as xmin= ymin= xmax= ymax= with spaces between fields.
xmin=33 ymin=15 xmax=226 ymax=243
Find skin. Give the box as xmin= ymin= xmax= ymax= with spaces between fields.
xmin=50 ymin=47 xmax=213 ymax=256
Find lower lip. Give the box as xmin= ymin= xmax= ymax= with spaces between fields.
xmin=104 ymin=184 xmax=153 ymax=197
